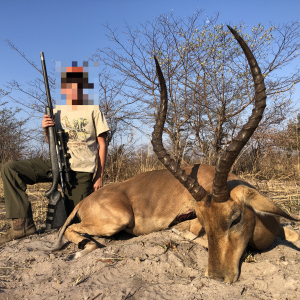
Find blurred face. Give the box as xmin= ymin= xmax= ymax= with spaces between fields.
xmin=61 ymin=82 xmax=79 ymax=105
xmin=60 ymin=68 xmax=94 ymax=109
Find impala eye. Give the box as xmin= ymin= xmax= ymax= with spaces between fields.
xmin=230 ymin=214 xmax=241 ymax=228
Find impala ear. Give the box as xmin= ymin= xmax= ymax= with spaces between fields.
xmin=231 ymin=185 xmax=299 ymax=221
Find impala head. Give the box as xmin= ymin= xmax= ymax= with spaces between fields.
xmin=195 ymin=190 xmax=255 ymax=283
xmin=152 ymin=26 xmax=298 ymax=283
xmin=194 ymin=183 xmax=297 ymax=283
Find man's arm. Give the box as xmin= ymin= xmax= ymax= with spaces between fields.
xmin=93 ymin=132 xmax=107 ymax=191
xmin=42 ymin=114 xmax=55 ymax=143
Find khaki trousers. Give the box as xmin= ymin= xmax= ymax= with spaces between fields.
xmin=1 ymin=158 xmax=93 ymax=218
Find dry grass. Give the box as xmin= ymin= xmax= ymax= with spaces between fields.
xmin=240 ymin=174 xmax=300 ymax=218
xmin=233 ymin=147 xmax=300 ymax=181
xmin=0 ymin=179 xmax=51 ymax=232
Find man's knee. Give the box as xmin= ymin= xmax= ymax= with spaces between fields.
xmin=1 ymin=161 xmax=18 ymax=178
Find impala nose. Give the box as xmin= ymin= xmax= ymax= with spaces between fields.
xmin=205 ymin=267 xmax=239 ymax=283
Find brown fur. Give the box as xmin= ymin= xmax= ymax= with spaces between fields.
xmin=45 ymin=164 xmax=299 ymax=283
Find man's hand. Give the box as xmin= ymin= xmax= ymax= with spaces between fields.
xmin=93 ymin=176 xmax=103 ymax=191
xmin=92 ymin=133 xmax=107 ymax=192
xmin=42 ymin=114 xmax=55 ymax=143
xmin=42 ymin=114 xmax=55 ymax=129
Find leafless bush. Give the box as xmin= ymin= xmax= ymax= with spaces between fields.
xmin=231 ymin=122 xmax=300 ymax=180
xmin=0 ymin=93 xmax=32 ymax=168
xmin=232 ymin=147 xmax=299 ymax=180
xmin=105 ymin=143 xmax=164 ymax=182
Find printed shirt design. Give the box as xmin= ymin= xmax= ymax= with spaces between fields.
xmin=54 ymin=106 xmax=109 ymax=173
xmin=61 ymin=116 xmax=90 ymax=143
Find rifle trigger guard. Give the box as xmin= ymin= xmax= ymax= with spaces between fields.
xmin=46 ymin=169 xmax=53 ymax=178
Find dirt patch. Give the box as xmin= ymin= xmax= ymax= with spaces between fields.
xmin=0 ymin=220 xmax=299 ymax=300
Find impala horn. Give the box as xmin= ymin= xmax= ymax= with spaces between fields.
xmin=151 ymin=56 xmax=207 ymax=201
xmin=212 ymin=26 xmax=267 ymax=203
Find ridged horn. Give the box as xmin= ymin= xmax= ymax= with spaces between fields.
xmin=151 ymin=56 xmax=207 ymax=201
xmin=212 ymin=26 xmax=267 ymax=203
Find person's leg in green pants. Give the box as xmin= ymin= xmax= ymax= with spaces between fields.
xmin=1 ymin=158 xmax=52 ymax=219
xmin=64 ymin=171 xmax=93 ymax=215
xmin=0 ymin=158 xmax=52 ymax=244
xmin=0 ymin=158 xmax=93 ymax=244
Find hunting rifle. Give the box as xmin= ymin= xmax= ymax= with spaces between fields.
xmin=40 ymin=52 xmax=71 ymax=230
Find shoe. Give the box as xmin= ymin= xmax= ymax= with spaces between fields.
xmin=0 ymin=218 xmax=36 ymax=245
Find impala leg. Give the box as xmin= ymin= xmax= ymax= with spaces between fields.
xmin=172 ymin=218 xmax=205 ymax=236
xmin=64 ymin=223 xmax=99 ymax=258
xmin=279 ymin=225 xmax=299 ymax=242
xmin=65 ymin=209 xmax=133 ymax=258
xmin=172 ymin=218 xmax=208 ymax=248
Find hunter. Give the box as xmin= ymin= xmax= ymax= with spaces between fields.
xmin=0 ymin=64 xmax=109 ymax=244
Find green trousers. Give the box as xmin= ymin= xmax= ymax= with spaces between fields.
xmin=1 ymin=158 xmax=93 ymax=218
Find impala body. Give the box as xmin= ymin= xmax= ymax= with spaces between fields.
xmin=42 ymin=164 xmax=298 ymax=283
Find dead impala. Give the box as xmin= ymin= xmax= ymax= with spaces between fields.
xmin=41 ymin=26 xmax=299 ymax=283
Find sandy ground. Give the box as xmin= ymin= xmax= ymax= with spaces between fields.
xmin=0 ymin=219 xmax=299 ymax=300
xmin=0 ymin=179 xmax=299 ymax=299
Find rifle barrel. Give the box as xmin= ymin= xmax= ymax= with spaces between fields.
xmin=40 ymin=52 xmax=53 ymax=118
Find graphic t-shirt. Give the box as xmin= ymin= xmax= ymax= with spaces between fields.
xmin=54 ymin=105 xmax=109 ymax=173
